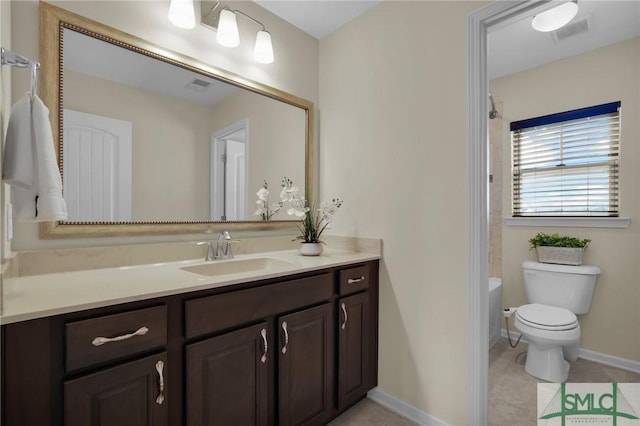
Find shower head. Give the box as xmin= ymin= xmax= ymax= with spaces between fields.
xmin=488 ymin=93 xmax=498 ymax=119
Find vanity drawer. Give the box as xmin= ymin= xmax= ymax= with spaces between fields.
xmin=185 ymin=273 xmax=333 ymax=339
xmin=339 ymin=265 xmax=369 ymax=295
xmin=65 ymin=305 xmax=167 ymax=372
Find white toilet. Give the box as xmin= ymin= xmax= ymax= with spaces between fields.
xmin=514 ymin=260 xmax=601 ymax=382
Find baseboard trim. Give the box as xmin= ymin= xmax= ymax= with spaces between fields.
xmin=367 ymin=387 xmax=451 ymax=426
xmin=499 ymin=330 xmax=640 ymax=374
xmin=577 ymin=347 xmax=640 ymax=374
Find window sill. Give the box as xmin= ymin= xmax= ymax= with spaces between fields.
xmin=503 ymin=217 xmax=630 ymax=229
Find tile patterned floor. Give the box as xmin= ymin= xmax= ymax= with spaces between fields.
xmin=329 ymin=398 xmax=418 ymax=425
xmin=332 ymin=338 xmax=640 ymax=426
xmin=489 ymin=337 xmax=640 ymax=426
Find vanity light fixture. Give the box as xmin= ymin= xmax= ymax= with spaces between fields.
xmin=200 ymin=0 xmax=275 ymax=64
xmin=531 ymin=0 xmax=579 ymax=32
xmin=216 ymin=8 xmax=240 ymax=47
xmin=168 ymin=0 xmax=196 ymax=29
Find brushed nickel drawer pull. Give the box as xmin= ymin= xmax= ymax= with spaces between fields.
xmin=281 ymin=321 xmax=289 ymax=354
xmin=347 ymin=276 xmax=365 ymax=284
xmin=155 ymin=360 xmax=165 ymax=405
xmin=91 ymin=326 xmax=149 ymax=347
xmin=341 ymin=303 xmax=348 ymax=330
xmin=260 ymin=328 xmax=268 ymax=363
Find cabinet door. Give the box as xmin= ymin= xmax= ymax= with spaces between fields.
xmin=278 ymin=303 xmax=333 ymax=426
xmin=64 ymin=352 xmax=168 ymax=426
xmin=185 ymin=322 xmax=270 ymax=426
xmin=338 ymin=292 xmax=370 ymax=410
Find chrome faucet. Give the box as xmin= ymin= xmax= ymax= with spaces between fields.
xmin=217 ymin=231 xmax=232 ymax=259
xmin=197 ymin=231 xmax=235 ymax=261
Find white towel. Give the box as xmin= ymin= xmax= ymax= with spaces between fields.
xmin=2 ymin=93 xmax=67 ymax=222
xmin=2 ymin=95 xmax=34 ymax=189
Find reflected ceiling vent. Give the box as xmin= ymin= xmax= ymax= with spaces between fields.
xmin=551 ymin=16 xmax=592 ymax=42
xmin=185 ymin=78 xmax=212 ymax=93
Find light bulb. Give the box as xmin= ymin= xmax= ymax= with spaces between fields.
xmin=531 ymin=1 xmax=579 ymax=32
xmin=254 ymin=30 xmax=274 ymax=64
xmin=168 ymin=0 xmax=195 ymax=30
xmin=217 ymin=9 xmax=240 ymax=47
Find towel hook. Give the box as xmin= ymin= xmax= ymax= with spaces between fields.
xmin=30 ymin=62 xmax=40 ymax=99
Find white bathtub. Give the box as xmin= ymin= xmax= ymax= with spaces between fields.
xmin=489 ymin=277 xmax=503 ymax=348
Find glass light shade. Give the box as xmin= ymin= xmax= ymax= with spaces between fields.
xmin=254 ymin=30 xmax=274 ymax=64
xmin=531 ymin=1 xmax=579 ymax=32
xmin=216 ymin=9 xmax=240 ymax=47
xmin=168 ymin=0 xmax=195 ymax=29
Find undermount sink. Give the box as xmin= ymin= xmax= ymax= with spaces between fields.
xmin=180 ymin=257 xmax=294 ymax=277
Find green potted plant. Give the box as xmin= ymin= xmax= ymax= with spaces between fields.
xmin=528 ymin=232 xmax=591 ymax=265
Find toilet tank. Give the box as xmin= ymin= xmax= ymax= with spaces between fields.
xmin=522 ymin=260 xmax=601 ymax=314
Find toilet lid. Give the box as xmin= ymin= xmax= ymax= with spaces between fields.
xmin=516 ymin=303 xmax=578 ymax=331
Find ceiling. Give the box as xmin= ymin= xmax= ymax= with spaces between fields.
xmin=487 ymin=1 xmax=640 ymax=80
xmin=65 ymin=1 xmax=640 ymax=106
xmin=252 ymin=0 xmax=381 ymax=39
xmin=251 ymin=1 xmax=640 ymax=80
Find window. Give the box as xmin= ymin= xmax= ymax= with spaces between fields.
xmin=511 ymin=102 xmax=621 ymax=217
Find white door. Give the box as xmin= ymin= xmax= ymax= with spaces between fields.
xmin=211 ymin=119 xmax=249 ymax=221
xmin=63 ymin=109 xmax=132 ymax=221
xmin=225 ymin=138 xmax=246 ymax=220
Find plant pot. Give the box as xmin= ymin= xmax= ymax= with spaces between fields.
xmin=535 ymin=246 xmax=584 ymax=266
xmin=298 ymin=242 xmax=324 ymax=256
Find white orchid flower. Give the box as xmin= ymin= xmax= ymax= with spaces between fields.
xmin=256 ymin=187 xmax=269 ymax=202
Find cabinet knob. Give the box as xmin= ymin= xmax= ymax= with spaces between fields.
xmin=347 ymin=276 xmax=365 ymax=284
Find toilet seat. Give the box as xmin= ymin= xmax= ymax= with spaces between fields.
xmin=516 ymin=303 xmax=578 ymax=331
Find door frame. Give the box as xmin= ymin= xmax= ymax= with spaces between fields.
xmin=210 ymin=118 xmax=249 ymax=221
xmin=466 ymin=2 xmax=551 ymax=424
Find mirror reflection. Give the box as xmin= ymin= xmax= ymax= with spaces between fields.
xmin=61 ymin=28 xmax=306 ymax=223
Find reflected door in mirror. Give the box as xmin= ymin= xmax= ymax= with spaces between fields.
xmin=63 ymin=109 xmax=132 ymax=221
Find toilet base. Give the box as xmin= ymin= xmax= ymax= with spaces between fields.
xmin=524 ymin=344 xmax=570 ymax=382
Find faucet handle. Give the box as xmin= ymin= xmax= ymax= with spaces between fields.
xmin=224 ymin=240 xmax=240 ymax=258
xmin=196 ymin=241 xmax=215 ymax=261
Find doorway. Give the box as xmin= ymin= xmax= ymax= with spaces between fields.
xmin=467 ymin=2 xmax=550 ymax=424
xmin=211 ymin=119 xmax=249 ymax=221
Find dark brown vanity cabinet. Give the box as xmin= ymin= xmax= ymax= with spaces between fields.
xmin=278 ymin=303 xmax=334 ymax=426
xmin=337 ymin=292 xmax=370 ymax=411
xmin=1 ymin=260 xmax=379 ymax=426
xmin=64 ymin=353 xmax=169 ymax=426
xmin=185 ymin=322 xmax=271 ymax=426
xmin=337 ymin=265 xmax=373 ymax=411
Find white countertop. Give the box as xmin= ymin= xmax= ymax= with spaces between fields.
xmin=1 ymin=249 xmax=379 ymax=325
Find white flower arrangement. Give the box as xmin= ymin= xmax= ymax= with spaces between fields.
xmin=254 ymin=180 xmax=284 ymax=221
xmin=254 ymin=177 xmax=342 ymax=243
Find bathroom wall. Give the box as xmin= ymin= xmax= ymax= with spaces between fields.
xmin=64 ymin=71 xmax=305 ymax=221
xmin=1 ymin=1 xmax=13 ymax=258
xmin=492 ymin=37 xmax=640 ymax=362
xmin=320 ymin=2 xmax=486 ymax=424
xmin=7 ymin=0 xmax=318 ymax=249
xmin=489 ymin=102 xmax=504 ymax=278
xmin=65 ymin=69 xmax=213 ymax=221
xmin=208 ymin=89 xmax=306 ymax=217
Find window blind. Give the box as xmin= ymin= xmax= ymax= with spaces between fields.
xmin=511 ymin=102 xmax=621 ymax=217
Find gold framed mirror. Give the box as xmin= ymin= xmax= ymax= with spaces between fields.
xmin=39 ymin=2 xmax=314 ymax=238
